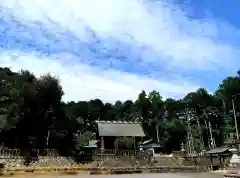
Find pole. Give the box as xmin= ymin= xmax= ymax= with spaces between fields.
xmin=203 ymin=108 xmax=214 ymax=148
xmin=46 ymin=129 xmax=50 ymax=147
xmin=156 ymin=122 xmax=160 ymax=143
xmin=133 ymin=137 xmax=136 ymax=152
xmin=208 ymin=121 xmax=215 ymax=148
xmin=196 ymin=113 xmax=204 ymax=151
xmin=187 ymin=132 xmax=191 ymax=154
xmin=186 ymin=109 xmax=194 ymax=155
xmin=232 ymin=98 xmax=239 ymax=140
xmin=205 ymin=121 xmax=210 ymax=148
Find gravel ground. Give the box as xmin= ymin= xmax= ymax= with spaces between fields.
xmin=6 ymin=172 xmax=225 ymax=178
xmin=85 ymin=173 xmax=224 ymax=178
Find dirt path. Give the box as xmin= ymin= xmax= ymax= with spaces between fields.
xmin=3 ymin=172 xmax=224 ymax=178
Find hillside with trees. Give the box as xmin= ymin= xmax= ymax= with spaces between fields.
xmin=0 ymin=67 xmax=239 ymax=154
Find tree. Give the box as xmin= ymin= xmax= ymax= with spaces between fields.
xmin=1 ymin=67 xmax=240 ymax=155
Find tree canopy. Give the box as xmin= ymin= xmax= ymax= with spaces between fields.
xmin=0 ymin=67 xmax=239 ymax=154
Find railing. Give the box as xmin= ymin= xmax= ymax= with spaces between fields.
xmin=91 ymin=149 xmax=165 ymax=168
xmin=0 ymin=149 xmax=20 ymax=158
xmin=0 ymin=149 xmax=59 ymax=157
xmin=93 ymin=149 xmax=147 ymax=157
xmin=43 ymin=149 xmax=58 ymax=157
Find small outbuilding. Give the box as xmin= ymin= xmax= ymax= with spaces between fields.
xmin=96 ymin=120 xmax=145 ymax=151
xmin=205 ymin=147 xmax=232 ymax=169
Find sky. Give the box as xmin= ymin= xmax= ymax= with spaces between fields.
xmin=0 ymin=0 xmax=240 ymax=103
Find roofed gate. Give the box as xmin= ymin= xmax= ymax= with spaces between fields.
xmin=96 ymin=120 xmax=145 ymax=152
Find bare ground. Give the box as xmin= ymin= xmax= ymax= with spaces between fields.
xmin=3 ymin=172 xmax=224 ymax=178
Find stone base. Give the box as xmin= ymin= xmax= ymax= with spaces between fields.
xmin=230 ymin=154 xmax=240 ymax=167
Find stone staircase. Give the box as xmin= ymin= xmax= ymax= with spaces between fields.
xmin=154 ymin=156 xmax=182 ymax=167
xmin=94 ymin=155 xmax=186 ymax=168
xmin=100 ymin=157 xmax=135 ymax=167
xmin=180 ymin=158 xmax=196 ymax=166
xmin=181 ymin=157 xmax=211 ymax=167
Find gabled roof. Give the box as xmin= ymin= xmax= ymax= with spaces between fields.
xmin=96 ymin=120 xmax=140 ymax=124
xmin=139 ymin=139 xmax=153 ymax=145
xmin=96 ymin=120 xmax=145 ymax=137
xmin=205 ymin=147 xmax=230 ymax=154
xmin=139 ymin=143 xmax=161 ymax=149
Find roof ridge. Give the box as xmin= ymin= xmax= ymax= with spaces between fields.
xmin=96 ymin=120 xmax=140 ymax=124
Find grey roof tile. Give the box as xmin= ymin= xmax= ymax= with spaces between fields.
xmin=205 ymin=147 xmax=229 ymax=154
xmin=97 ymin=121 xmax=145 ymax=137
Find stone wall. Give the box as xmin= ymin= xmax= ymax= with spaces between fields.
xmin=0 ymin=149 xmax=76 ymax=168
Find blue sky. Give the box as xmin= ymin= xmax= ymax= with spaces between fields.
xmin=0 ymin=0 xmax=239 ymax=103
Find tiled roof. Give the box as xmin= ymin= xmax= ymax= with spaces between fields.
xmin=205 ymin=147 xmax=229 ymax=154
xmin=96 ymin=120 xmax=145 ymax=137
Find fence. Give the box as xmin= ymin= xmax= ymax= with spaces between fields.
xmin=0 ymin=149 xmax=60 ymax=157
xmin=0 ymin=149 xmax=20 ymax=158
xmin=89 ymin=149 xmax=157 ymax=167
xmin=0 ymin=148 xmax=203 ymax=168
xmin=0 ymin=149 xmax=76 ymax=168
xmin=93 ymin=149 xmax=150 ymax=156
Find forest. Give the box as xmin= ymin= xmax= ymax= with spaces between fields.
xmin=0 ymin=67 xmax=239 ymax=155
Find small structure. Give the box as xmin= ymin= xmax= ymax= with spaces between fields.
xmin=83 ymin=140 xmax=98 ymax=149
xmin=138 ymin=139 xmax=161 ymax=154
xmin=225 ymin=139 xmax=240 ymax=167
xmin=205 ymin=147 xmax=232 ymax=169
xmin=96 ymin=120 xmax=145 ymax=152
xmin=0 ymin=158 xmax=5 ymax=169
xmin=229 ymin=148 xmax=240 ymax=167
xmin=181 ymin=142 xmax=185 ymax=151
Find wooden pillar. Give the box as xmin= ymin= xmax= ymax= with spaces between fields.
xmin=101 ymin=137 xmax=104 ymax=154
xmin=133 ymin=137 xmax=136 ymax=152
xmin=210 ymin=154 xmax=213 ymax=164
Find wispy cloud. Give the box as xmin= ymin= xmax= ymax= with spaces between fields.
xmin=0 ymin=52 xmax=198 ymax=102
xmin=0 ymin=0 xmax=239 ymax=102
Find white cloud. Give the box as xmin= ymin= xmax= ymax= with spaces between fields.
xmin=0 ymin=52 xmax=199 ymax=103
xmin=0 ymin=0 xmax=238 ymax=70
xmin=0 ymin=0 xmax=238 ymax=102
